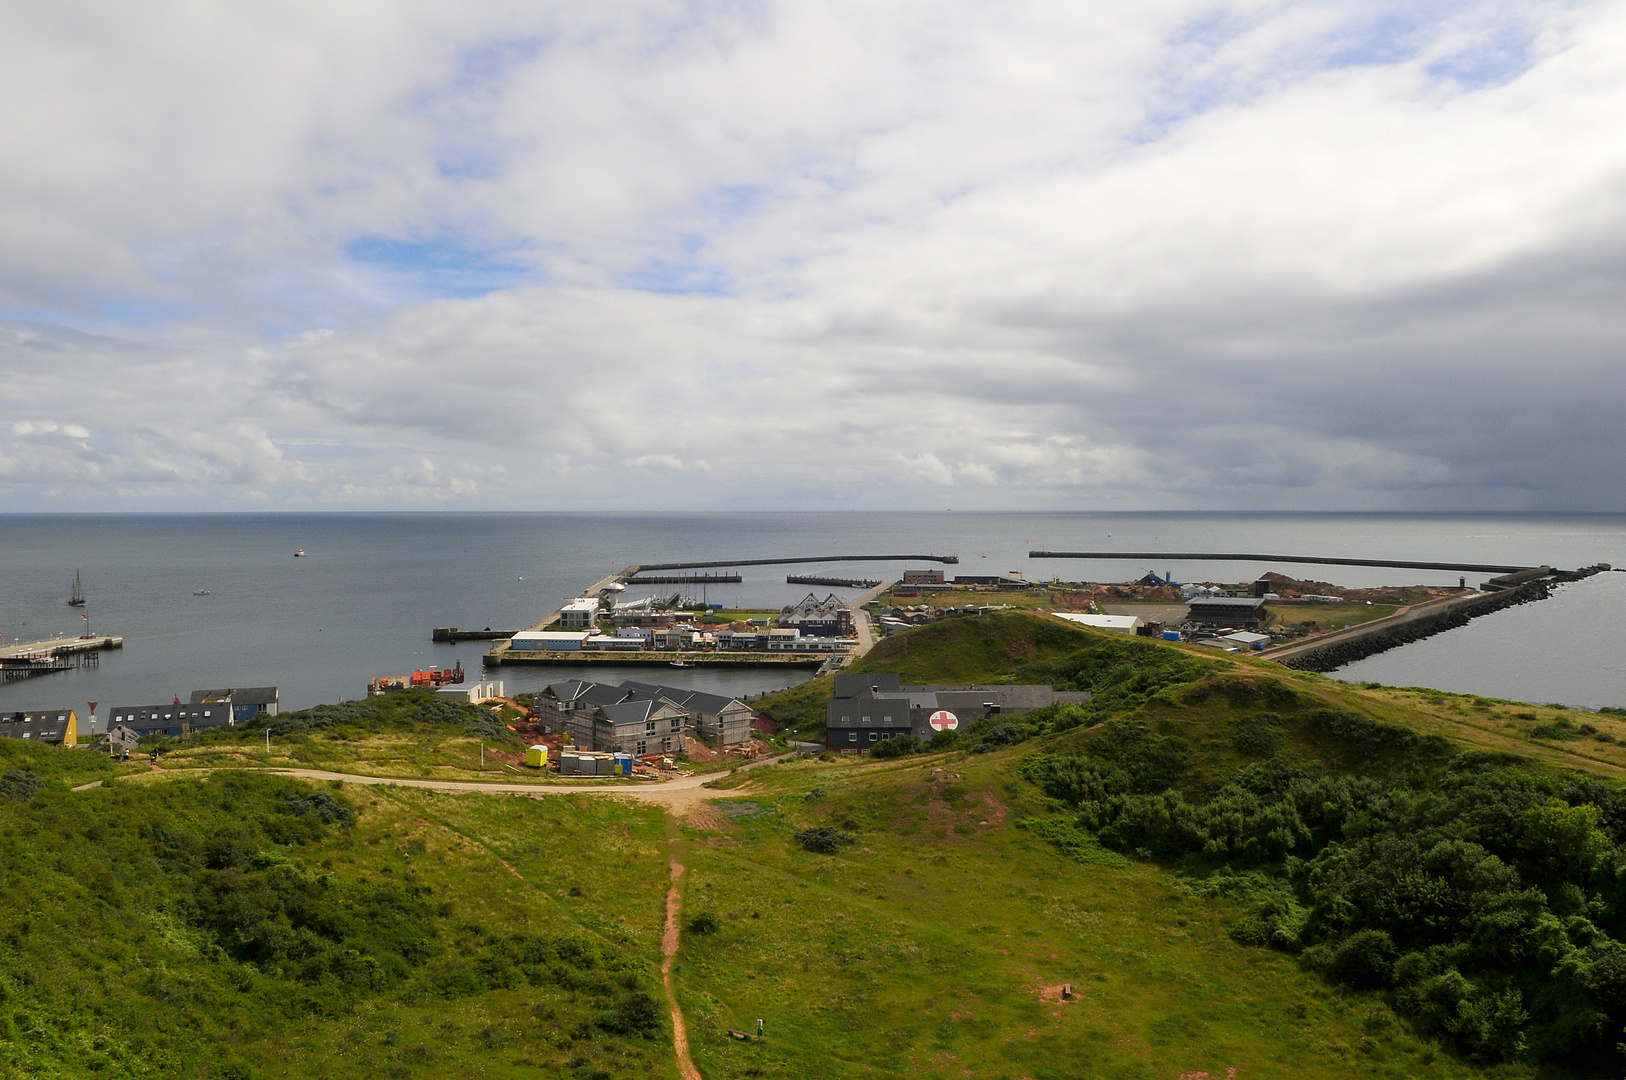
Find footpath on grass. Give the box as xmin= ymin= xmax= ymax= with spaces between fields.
xmin=69 ymin=752 xmax=807 ymax=814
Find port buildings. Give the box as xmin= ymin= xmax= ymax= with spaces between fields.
xmin=536 ymin=678 xmax=757 ymax=751
xmin=825 ymin=673 xmax=1090 ymax=753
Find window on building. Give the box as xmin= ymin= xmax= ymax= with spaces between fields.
xmin=847 ymin=732 xmax=857 ymax=743
xmin=670 ymin=718 xmax=681 ymax=731
xmin=645 ymin=720 xmax=656 ymax=734
xmin=662 ymin=738 xmax=671 ymax=752
xmin=636 ymin=740 xmax=647 ymax=755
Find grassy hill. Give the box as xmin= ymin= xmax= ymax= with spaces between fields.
xmin=0 ymin=753 xmax=677 ymax=1080
xmin=8 ymin=611 xmax=1626 ymax=1077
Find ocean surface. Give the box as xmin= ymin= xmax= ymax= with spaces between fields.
xmin=1 ymin=512 xmax=1622 ymax=715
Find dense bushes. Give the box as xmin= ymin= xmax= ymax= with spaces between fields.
xmin=795 ymin=827 xmax=856 ymax=854
xmin=1023 ymin=734 xmax=1626 ymax=1068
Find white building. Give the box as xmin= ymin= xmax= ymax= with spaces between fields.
xmin=437 ymin=680 xmax=504 ymax=703
xmin=559 ymin=598 xmax=602 ymax=628
xmin=1051 ymin=612 xmax=1143 ymax=633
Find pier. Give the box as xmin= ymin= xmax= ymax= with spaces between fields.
xmin=0 ymin=635 xmax=123 ymax=680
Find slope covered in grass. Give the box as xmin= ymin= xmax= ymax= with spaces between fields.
xmin=0 ymin=768 xmax=677 ymax=1080
xmin=745 ymin=612 xmax=1626 ymax=1074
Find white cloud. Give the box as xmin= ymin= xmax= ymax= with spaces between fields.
xmin=1 ymin=0 xmax=1624 ymax=510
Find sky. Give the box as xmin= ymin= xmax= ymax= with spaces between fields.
xmin=1 ymin=0 xmax=1623 ymax=512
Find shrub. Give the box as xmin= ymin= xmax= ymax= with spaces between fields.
xmin=1329 ymin=930 xmax=1397 ymax=989
xmin=686 ymin=912 xmax=720 ymax=935
xmin=794 ymin=827 xmax=856 ymax=854
xmin=1232 ymin=714 xmax=1287 ymax=757
xmin=870 ymin=736 xmax=918 ymax=760
xmin=0 ymin=770 xmax=46 ymax=802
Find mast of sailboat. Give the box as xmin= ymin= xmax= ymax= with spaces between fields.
xmin=69 ymin=570 xmax=85 ymax=607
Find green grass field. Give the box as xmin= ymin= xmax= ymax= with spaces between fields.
xmin=7 ymin=612 xmax=1626 ymax=1078
xmin=675 ymin=754 xmax=1470 ymax=1080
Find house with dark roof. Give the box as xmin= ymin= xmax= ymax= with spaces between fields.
xmin=0 ymin=708 xmax=79 ymax=747
xmin=189 ymin=687 xmax=280 ymax=720
xmin=592 ymin=698 xmax=689 ymax=757
xmin=107 ymin=702 xmax=234 ymax=739
xmin=824 ymin=673 xmax=1091 ymax=753
xmin=622 ymin=681 xmax=754 ymax=745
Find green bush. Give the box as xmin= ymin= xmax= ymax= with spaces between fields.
xmin=794 ymin=827 xmax=856 ymax=854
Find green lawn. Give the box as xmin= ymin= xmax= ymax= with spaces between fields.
xmin=671 ymin=754 xmax=1466 ymax=1080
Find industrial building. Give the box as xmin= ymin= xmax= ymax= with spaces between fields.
xmin=1185 ymin=596 xmax=1268 ymax=628
xmin=0 ymin=708 xmax=79 ymax=747
xmin=825 ymin=673 xmax=1090 ymax=753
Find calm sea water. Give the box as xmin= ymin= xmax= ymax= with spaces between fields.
xmin=1 ymin=512 xmax=1621 ymax=713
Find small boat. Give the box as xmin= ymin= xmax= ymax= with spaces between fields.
xmin=68 ymin=570 xmax=86 ymax=607
xmin=669 ymin=660 xmax=694 ymax=668
xmin=294 ymin=549 xmax=307 ymax=557
xmin=193 ymin=589 xmax=211 ymax=596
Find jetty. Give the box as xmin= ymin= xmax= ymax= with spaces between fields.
xmin=0 ymin=634 xmax=122 ymax=681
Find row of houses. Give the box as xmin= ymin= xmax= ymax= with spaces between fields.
xmin=534 ymin=678 xmax=757 ymax=754
xmin=0 ymin=687 xmax=281 ymax=748
xmin=825 ymin=673 xmax=1091 ymax=752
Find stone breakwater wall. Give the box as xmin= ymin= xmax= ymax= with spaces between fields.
xmin=1277 ymin=565 xmax=1610 ymax=673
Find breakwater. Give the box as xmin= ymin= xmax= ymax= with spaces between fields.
xmin=1267 ymin=565 xmax=1611 ymax=672
xmin=629 ymin=553 xmax=958 ymax=571
xmin=787 ymin=574 xmax=880 ymax=589
xmin=1030 ymin=551 xmax=1534 ymax=574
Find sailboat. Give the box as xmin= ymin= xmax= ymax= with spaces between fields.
xmin=68 ymin=570 xmax=86 ymax=607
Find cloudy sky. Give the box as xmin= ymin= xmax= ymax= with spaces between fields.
xmin=2 ymin=0 xmax=1623 ymax=511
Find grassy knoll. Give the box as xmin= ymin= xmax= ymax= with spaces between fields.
xmin=0 ymin=763 xmax=677 ymax=1079
xmin=673 ymin=753 xmax=1463 ymax=1080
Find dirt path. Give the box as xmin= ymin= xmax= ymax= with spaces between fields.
xmin=662 ymin=853 xmax=702 ymax=1080
xmin=70 ymin=753 xmax=798 ymax=801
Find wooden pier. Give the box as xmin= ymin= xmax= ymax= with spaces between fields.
xmin=0 ymin=635 xmax=122 ymax=681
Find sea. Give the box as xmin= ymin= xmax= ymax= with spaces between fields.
xmin=1 ymin=512 xmax=1622 ymax=716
